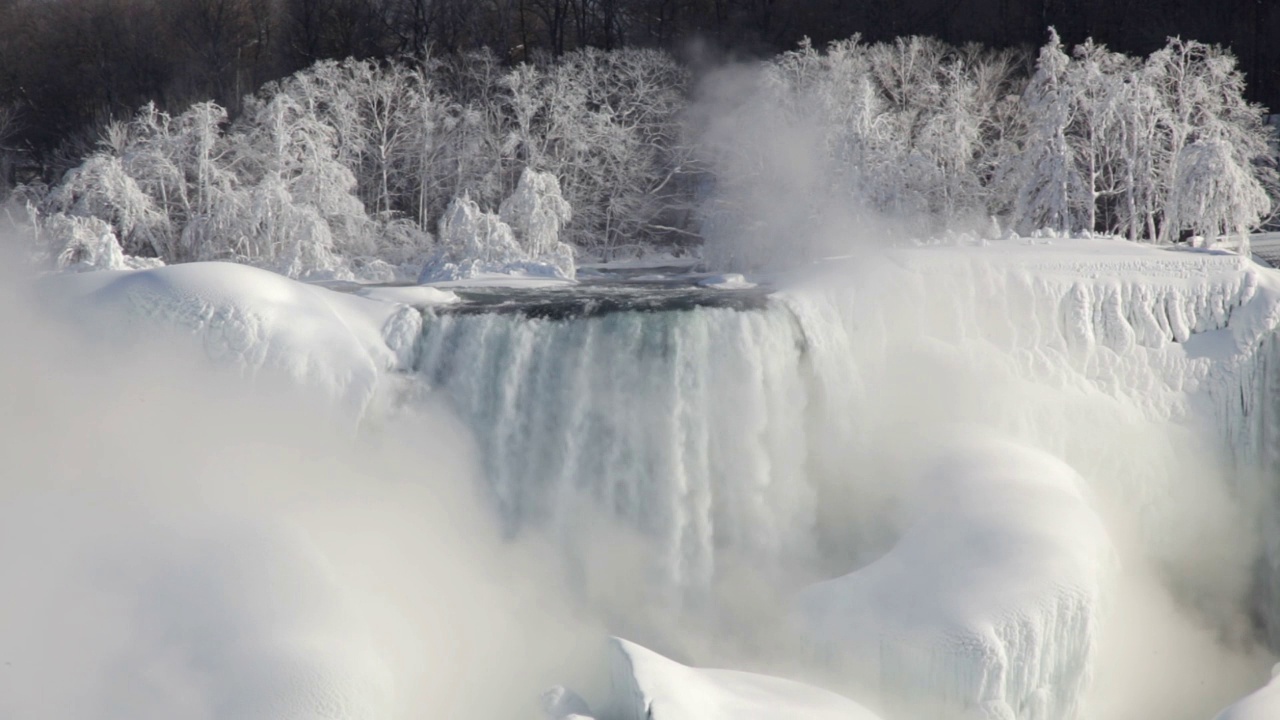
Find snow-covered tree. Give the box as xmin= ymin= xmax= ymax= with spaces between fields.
xmin=43 ymin=214 xmax=161 ymax=272
xmin=1148 ymin=38 xmax=1275 ymax=246
xmin=498 ymin=167 xmax=574 ymax=276
xmin=420 ymin=168 xmax=575 ymax=281
xmin=1011 ymin=29 xmax=1087 ymax=235
xmin=1166 ymin=138 xmax=1271 ymax=252
xmin=43 ymin=154 xmax=170 ymax=258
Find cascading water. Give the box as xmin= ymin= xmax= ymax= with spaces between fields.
xmin=415 ymin=302 xmax=827 ymax=599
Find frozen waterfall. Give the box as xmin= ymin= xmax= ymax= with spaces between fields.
xmin=410 ymin=240 xmax=1280 ymax=718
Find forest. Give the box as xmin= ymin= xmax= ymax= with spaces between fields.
xmin=1 ymin=0 xmax=1277 ymax=165
xmin=1 ymin=2 xmax=1276 ymax=277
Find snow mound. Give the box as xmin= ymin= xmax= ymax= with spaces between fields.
xmin=697 ymin=273 xmax=756 ymax=290
xmin=42 ymin=262 xmax=420 ymax=416
xmin=794 ymin=438 xmax=1113 ymax=720
xmin=607 ymin=637 xmax=883 ymax=720
xmin=1214 ymin=665 xmax=1280 ymax=720
xmin=352 ymin=285 xmax=459 ymax=307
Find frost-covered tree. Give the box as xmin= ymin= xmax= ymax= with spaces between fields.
xmin=1148 ymin=39 xmax=1275 ymax=246
xmin=420 ymin=168 xmax=575 ymax=281
xmin=30 ymin=34 xmax=1277 ymax=275
xmin=498 ymin=168 xmax=574 ymax=276
xmin=1166 ymin=139 xmax=1271 ymax=253
xmin=43 ymin=214 xmax=161 ymax=272
xmin=1067 ymin=40 xmax=1131 ymax=235
xmin=42 ymin=153 xmax=170 ymax=258
xmin=1011 ymin=29 xmax=1087 ymax=235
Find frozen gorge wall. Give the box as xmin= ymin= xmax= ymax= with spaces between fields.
xmin=414 ymin=242 xmax=1280 ymax=719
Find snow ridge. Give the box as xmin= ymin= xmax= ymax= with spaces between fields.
xmin=794 ymin=439 xmax=1113 ymax=720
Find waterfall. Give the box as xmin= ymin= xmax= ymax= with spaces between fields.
xmin=412 ymin=248 xmax=1280 ymax=644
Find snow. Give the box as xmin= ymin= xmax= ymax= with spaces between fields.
xmin=696 ymin=273 xmax=757 ymax=289
xmin=352 ymin=285 xmax=459 ymax=307
xmin=607 ymin=637 xmax=883 ymax=720
xmin=43 ymin=214 xmax=164 ymax=272
xmin=421 ymin=272 xmax=576 ymax=289
xmin=40 ymin=262 xmax=420 ymax=417
xmin=1215 ymin=665 xmax=1280 ymax=720
xmin=794 ymin=437 xmax=1113 ymax=720
xmin=577 ymin=255 xmax=701 ymax=271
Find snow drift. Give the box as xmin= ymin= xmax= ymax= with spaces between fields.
xmin=607 ymin=637 xmax=883 ymax=720
xmin=794 ymin=438 xmax=1113 ymax=720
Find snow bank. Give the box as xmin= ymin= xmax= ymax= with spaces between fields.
xmin=794 ymin=438 xmax=1113 ymax=720
xmin=607 ymin=637 xmax=883 ymax=720
xmin=41 ymin=262 xmax=421 ymax=417
xmin=352 ymin=285 xmax=459 ymax=307
xmin=1214 ymin=665 xmax=1280 ymax=720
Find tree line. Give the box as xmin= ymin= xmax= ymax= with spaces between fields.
xmin=1 ymin=0 xmax=1278 ymax=179
xmin=21 ymin=31 xmax=1275 ymax=278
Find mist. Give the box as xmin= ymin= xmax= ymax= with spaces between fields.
xmin=678 ymin=45 xmax=1280 ymax=717
xmin=0 ymin=260 xmax=623 ymax=720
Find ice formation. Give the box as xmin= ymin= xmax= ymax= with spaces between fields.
xmin=794 ymin=438 xmax=1113 ymax=720
xmin=1215 ymin=664 xmax=1280 ymax=720
xmin=607 ymin=637 xmax=883 ymax=720
xmin=41 ymin=262 xmax=420 ymax=417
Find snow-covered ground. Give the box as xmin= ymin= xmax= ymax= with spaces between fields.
xmin=38 ymin=262 xmax=421 ymax=417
